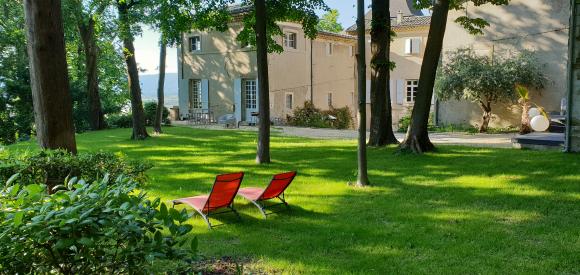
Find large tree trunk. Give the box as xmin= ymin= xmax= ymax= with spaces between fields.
xmin=368 ymin=0 xmax=398 ymax=147
xmin=255 ymin=0 xmax=271 ymax=164
xmin=154 ymin=40 xmax=166 ymax=134
xmin=78 ymin=17 xmax=106 ymax=130
xmin=118 ymin=4 xmax=148 ymax=140
xmin=356 ymin=0 xmax=369 ymax=186
xmin=400 ymin=0 xmax=449 ymax=153
xmin=479 ymin=101 xmax=492 ymax=133
xmin=23 ymin=0 xmax=77 ymax=154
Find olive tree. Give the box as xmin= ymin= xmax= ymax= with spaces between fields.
xmin=435 ymin=49 xmax=546 ymax=132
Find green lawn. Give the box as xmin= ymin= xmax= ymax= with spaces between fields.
xmin=7 ymin=126 xmax=580 ymax=274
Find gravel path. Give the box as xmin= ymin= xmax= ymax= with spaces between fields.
xmin=174 ymin=122 xmax=515 ymax=148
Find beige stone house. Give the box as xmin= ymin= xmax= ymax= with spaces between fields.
xmin=177 ymin=6 xmax=357 ymax=125
xmin=439 ymin=0 xmax=570 ymax=128
xmin=346 ymin=8 xmax=432 ymax=128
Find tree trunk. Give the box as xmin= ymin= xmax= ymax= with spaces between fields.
xmin=479 ymin=101 xmax=492 ymax=133
xmin=356 ymin=0 xmax=369 ymax=186
xmin=23 ymin=0 xmax=77 ymax=154
xmin=154 ymin=40 xmax=166 ymax=134
xmin=399 ymin=0 xmax=449 ymax=153
xmin=519 ymin=99 xmax=532 ymax=134
xmin=78 ymin=17 xmax=106 ymax=130
xmin=368 ymin=0 xmax=398 ymax=147
xmin=255 ymin=0 xmax=271 ymax=164
xmin=118 ymin=4 xmax=148 ymax=140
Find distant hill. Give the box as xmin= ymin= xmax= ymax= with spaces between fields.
xmin=139 ymin=73 xmax=179 ymax=107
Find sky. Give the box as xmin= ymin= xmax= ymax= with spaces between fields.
xmin=133 ymin=0 xmax=371 ymax=75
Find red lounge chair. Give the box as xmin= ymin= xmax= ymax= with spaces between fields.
xmin=237 ymin=171 xmax=297 ymax=218
xmin=172 ymin=172 xmax=244 ymax=229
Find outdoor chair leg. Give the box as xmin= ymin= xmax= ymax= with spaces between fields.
xmin=250 ymin=200 xmax=268 ymax=219
xmin=279 ymin=194 xmax=290 ymax=211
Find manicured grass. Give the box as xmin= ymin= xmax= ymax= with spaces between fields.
xmin=7 ymin=126 xmax=580 ymax=274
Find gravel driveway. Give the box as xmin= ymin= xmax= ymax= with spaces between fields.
xmin=175 ymin=122 xmax=516 ymax=149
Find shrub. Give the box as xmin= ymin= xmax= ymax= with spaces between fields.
xmin=0 ymin=175 xmax=197 ymax=274
xmin=0 ymin=150 xmax=151 ymax=192
xmin=397 ymin=112 xmax=436 ymax=133
xmin=287 ymin=101 xmax=353 ymax=129
xmin=144 ymin=101 xmax=170 ymax=126
xmin=105 ymin=113 xmax=133 ymax=129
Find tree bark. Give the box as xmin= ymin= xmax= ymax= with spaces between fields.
xmin=255 ymin=0 xmax=271 ymax=164
xmin=368 ymin=0 xmax=398 ymax=147
xmin=118 ymin=4 xmax=149 ymax=140
xmin=400 ymin=0 xmax=449 ymax=153
xmin=519 ymin=99 xmax=532 ymax=134
xmin=78 ymin=17 xmax=106 ymax=130
xmin=356 ymin=0 xmax=369 ymax=186
xmin=479 ymin=101 xmax=492 ymax=133
xmin=23 ymin=0 xmax=77 ymax=154
xmin=154 ymin=40 xmax=166 ymax=134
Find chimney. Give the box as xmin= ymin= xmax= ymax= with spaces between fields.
xmin=397 ymin=11 xmax=404 ymax=24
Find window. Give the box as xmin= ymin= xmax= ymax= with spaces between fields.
xmin=285 ymin=93 xmax=293 ymax=109
xmin=189 ymin=79 xmax=202 ymax=109
xmin=404 ymin=38 xmax=421 ymax=55
xmin=327 ymin=92 xmax=333 ymax=107
xmin=406 ymin=80 xmax=419 ymax=102
xmin=326 ymin=43 xmax=333 ymax=55
xmin=244 ymin=79 xmax=257 ymax=109
xmin=284 ymin=32 xmax=297 ymax=49
xmin=189 ymin=36 xmax=201 ymax=52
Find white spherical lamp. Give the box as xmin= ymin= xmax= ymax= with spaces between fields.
xmin=528 ymin=108 xmax=541 ymax=118
xmin=530 ymin=115 xmax=550 ymax=132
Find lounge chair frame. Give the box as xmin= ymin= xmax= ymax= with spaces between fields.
xmin=238 ymin=172 xmax=296 ymax=219
xmin=173 ymin=173 xmax=244 ymax=229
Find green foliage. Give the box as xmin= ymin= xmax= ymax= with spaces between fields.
xmin=106 ymin=113 xmax=134 ymax=129
xmin=317 ymin=9 xmax=343 ymax=33
xmin=414 ymin=0 xmax=509 ymax=35
xmin=398 ymin=112 xmax=436 ymax=133
xmin=0 ymin=175 xmax=197 ymax=274
xmin=194 ymin=0 xmax=328 ymax=53
xmin=436 ymin=49 xmax=547 ymax=105
xmin=287 ymin=101 xmax=353 ymax=129
xmin=144 ymin=101 xmax=171 ymax=126
xmin=0 ymin=150 xmax=151 ymax=191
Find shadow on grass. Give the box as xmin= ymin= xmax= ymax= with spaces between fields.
xmin=7 ymin=126 xmax=580 ymax=273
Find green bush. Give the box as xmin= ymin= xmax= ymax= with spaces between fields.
xmin=0 ymin=175 xmax=197 ymax=274
xmin=144 ymin=101 xmax=170 ymax=126
xmin=287 ymin=101 xmax=353 ymax=129
xmin=105 ymin=113 xmax=133 ymax=129
xmin=0 ymin=150 xmax=151 ymax=192
xmin=397 ymin=112 xmax=436 ymax=133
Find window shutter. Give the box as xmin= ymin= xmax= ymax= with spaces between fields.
xmin=396 ymin=79 xmax=404 ymax=105
xmin=366 ymin=79 xmax=371 ymax=103
xmin=412 ymin=38 xmax=421 ymax=54
xmin=234 ymin=79 xmax=242 ymax=122
xmin=326 ymin=43 xmax=331 ymax=55
xmin=389 ymin=79 xmax=395 ymax=100
xmin=179 ymin=80 xmax=190 ymax=119
xmin=201 ymin=79 xmax=209 ymax=111
xmin=405 ymin=39 xmax=412 ymax=55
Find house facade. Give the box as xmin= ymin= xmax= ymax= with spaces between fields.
xmin=439 ymin=0 xmax=570 ymax=128
xmin=346 ymin=8 xmax=432 ymax=128
xmin=177 ymin=7 xmax=357 ymax=125
xmin=567 ymin=0 xmax=580 ymax=152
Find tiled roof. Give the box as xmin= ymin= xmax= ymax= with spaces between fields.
xmin=228 ymin=4 xmax=252 ymax=15
xmin=346 ymin=15 xmax=431 ymax=32
xmin=317 ymin=31 xmax=356 ymax=41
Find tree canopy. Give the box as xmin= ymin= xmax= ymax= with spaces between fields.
xmin=317 ymin=9 xmax=343 ymax=33
xmin=436 ymin=48 xmax=547 ymax=132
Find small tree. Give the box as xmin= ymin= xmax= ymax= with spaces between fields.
xmin=436 ymin=49 xmax=546 ymax=133
xmin=317 ymin=9 xmax=343 ymax=33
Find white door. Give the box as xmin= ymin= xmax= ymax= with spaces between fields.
xmin=243 ymin=79 xmax=258 ymax=124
